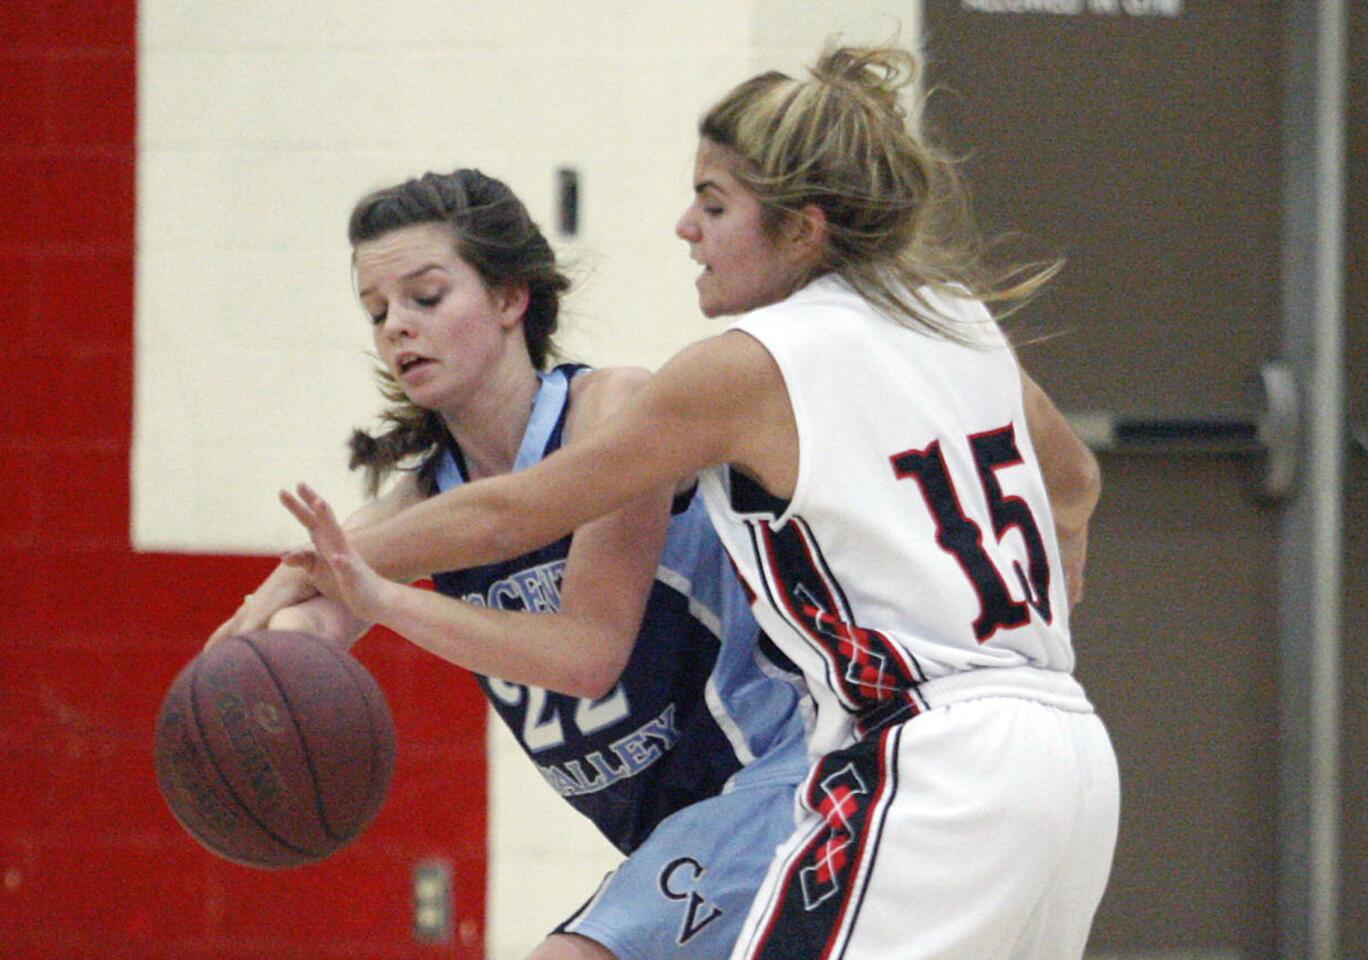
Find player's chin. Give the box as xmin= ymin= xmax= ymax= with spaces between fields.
xmin=696 ymin=278 xmax=757 ymax=320
xmin=396 ymin=382 xmax=444 ymax=411
xmin=695 ymin=286 xmax=729 ymax=319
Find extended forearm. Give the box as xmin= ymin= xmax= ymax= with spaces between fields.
xmin=370 ymin=579 xmax=631 ymax=698
xmin=347 ymin=480 xmax=542 ymax=582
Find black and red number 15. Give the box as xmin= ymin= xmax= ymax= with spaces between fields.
xmin=890 ymin=424 xmax=1052 ymax=642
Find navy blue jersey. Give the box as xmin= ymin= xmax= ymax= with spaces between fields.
xmin=430 ymin=365 xmax=808 ymax=854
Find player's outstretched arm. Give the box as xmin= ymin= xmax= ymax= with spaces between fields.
xmin=339 ymin=331 xmax=780 ymax=584
xmin=205 ymin=473 xmax=424 ymax=647
xmin=1020 ymin=368 xmax=1101 ymax=607
xmin=282 ymin=478 xmax=666 ymax=697
xmin=281 ymin=367 xmax=678 ymax=697
xmin=270 ymin=335 xmax=783 ymax=691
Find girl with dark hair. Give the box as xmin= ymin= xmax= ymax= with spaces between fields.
xmin=215 ymin=167 xmax=810 ymax=960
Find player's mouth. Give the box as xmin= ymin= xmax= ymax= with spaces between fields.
xmin=395 ymin=353 xmax=435 ymax=378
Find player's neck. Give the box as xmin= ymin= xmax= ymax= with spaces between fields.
xmin=439 ymin=353 xmax=540 ymax=481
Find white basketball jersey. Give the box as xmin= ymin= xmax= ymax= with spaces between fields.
xmin=699 ymin=276 xmax=1091 ymax=758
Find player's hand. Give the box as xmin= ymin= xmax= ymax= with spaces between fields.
xmin=267 ymin=596 xmax=372 ymax=650
xmin=279 ymin=483 xmax=394 ymax=625
xmin=267 ymin=604 xmax=325 ymax=634
xmin=206 ymin=562 xmax=319 ymax=648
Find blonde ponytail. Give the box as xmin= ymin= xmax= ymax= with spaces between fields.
xmin=700 ymin=43 xmax=1060 ymax=341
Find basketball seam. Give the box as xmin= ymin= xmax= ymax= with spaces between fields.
xmin=191 ymin=636 xmax=329 ymax=861
xmin=328 ymin=643 xmax=393 ymax=821
xmin=242 ymin=633 xmax=350 ymax=845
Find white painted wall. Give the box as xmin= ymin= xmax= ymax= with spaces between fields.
xmin=135 ymin=3 xmax=918 ymax=957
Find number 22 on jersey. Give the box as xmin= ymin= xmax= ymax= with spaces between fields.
xmin=890 ymin=423 xmax=1053 ymax=642
xmin=486 ymin=678 xmax=632 ymax=752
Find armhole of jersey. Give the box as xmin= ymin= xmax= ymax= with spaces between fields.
xmin=430 ymin=432 xmax=469 ymax=494
xmin=671 ymin=481 xmax=698 ymax=516
xmin=755 ymin=629 xmax=803 ymax=683
xmin=1003 ymin=351 xmax=1039 ymax=468
xmin=554 ymin=363 xmax=596 ymax=450
xmin=728 ymin=323 xmax=808 ymax=530
xmin=726 ymin=467 xmax=789 ymax=518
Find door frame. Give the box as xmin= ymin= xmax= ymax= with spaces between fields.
xmin=1278 ymin=2 xmax=1347 ymax=959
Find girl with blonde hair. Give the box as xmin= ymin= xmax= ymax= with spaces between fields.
xmin=226 ymin=43 xmax=1119 ymax=960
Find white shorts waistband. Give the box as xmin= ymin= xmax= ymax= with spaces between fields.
xmin=914 ymin=666 xmax=1094 ymax=714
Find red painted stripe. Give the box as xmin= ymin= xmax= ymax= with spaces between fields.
xmin=0 ymin=3 xmax=488 ymax=954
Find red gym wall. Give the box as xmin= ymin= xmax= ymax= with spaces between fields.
xmin=0 ymin=3 xmax=488 ymax=956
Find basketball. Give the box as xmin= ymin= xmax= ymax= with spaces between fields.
xmin=153 ymin=629 xmax=396 ymax=869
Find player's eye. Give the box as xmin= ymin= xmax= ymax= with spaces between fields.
xmin=414 ymin=294 xmax=442 ymax=309
xmin=367 ymin=310 xmax=387 ymax=326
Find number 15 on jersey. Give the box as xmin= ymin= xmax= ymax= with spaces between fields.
xmin=890 ymin=423 xmax=1053 ymax=643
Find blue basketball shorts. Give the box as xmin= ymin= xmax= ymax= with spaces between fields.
xmin=556 ymin=774 xmax=801 ymax=960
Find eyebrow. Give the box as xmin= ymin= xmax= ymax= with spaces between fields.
xmin=357 ymin=263 xmax=445 ymax=299
xmin=694 ymin=179 xmax=728 ymax=196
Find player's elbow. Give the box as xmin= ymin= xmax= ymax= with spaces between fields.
xmin=558 ymin=626 xmax=634 ymax=700
xmin=1054 ymin=449 xmax=1102 ymax=534
xmin=563 ymin=670 xmax=621 ymax=702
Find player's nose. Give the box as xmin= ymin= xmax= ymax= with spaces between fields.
xmin=379 ymin=303 xmax=419 ymax=340
xmin=676 ymin=207 xmax=701 ymax=243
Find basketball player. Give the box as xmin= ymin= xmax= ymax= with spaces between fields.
xmin=235 ymin=169 xmax=811 ymax=960
xmin=268 ymin=45 xmax=1120 ymax=959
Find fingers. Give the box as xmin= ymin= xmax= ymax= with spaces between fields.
xmin=307 ymin=498 xmax=347 ymax=552
xmin=317 ymin=542 xmax=387 ymax=624
xmin=280 ymin=484 xmax=346 ymax=546
xmin=302 ymin=483 xmax=339 ymax=526
xmin=279 ymin=484 xmax=321 ymax=530
xmin=205 ymin=612 xmax=242 ymax=648
xmin=205 ymin=596 xmax=267 ymax=649
xmin=281 ymin=489 xmax=330 ymax=559
xmin=281 ymin=548 xmax=317 ymax=569
xmin=206 ymin=553 xmax=325 ymax=650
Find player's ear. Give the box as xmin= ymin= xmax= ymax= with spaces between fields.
xmin=782 ymin=204 xmax=829 ymax=271
xmin=494 ymin=281 xmax=531 ymax=329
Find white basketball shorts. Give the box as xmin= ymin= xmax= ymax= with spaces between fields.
xmin=730 ymin=697 xmax=1120 ymax=960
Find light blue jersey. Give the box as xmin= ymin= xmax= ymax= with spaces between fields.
xmin=429 ymin=365 xmax=810 ymax=957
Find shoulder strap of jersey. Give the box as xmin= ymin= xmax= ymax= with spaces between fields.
xmin=434 ymin=365 xmax=579 ymax=492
